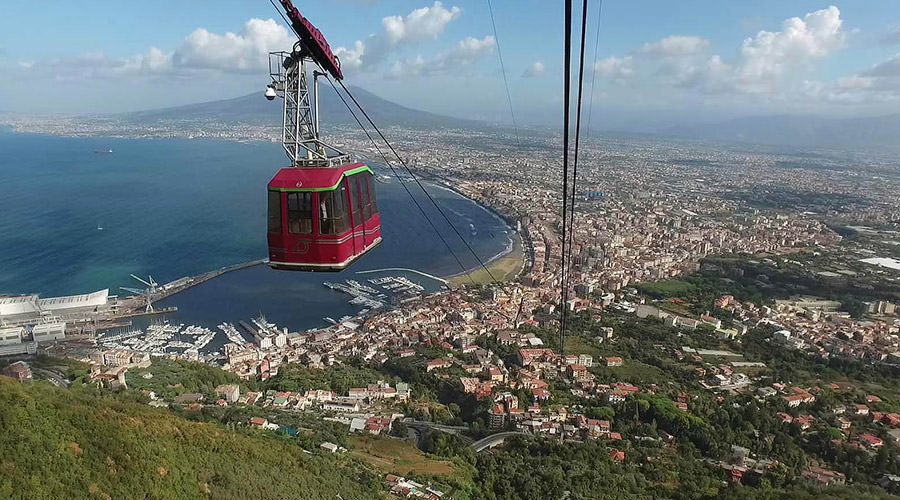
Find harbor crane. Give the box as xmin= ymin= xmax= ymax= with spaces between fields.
xmin=120 ymin=274 xmax=159 ymax=313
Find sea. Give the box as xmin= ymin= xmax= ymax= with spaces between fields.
xmin=0 ymin=129 xmax=515 ymax=335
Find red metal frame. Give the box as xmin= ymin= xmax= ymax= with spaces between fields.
xmin=279 ymin=0 xmax=343 ymax=80
xmin=267 ymin=163 xmax=381 ymax=271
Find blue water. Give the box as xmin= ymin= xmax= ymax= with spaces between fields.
xmin=0 ymin=130 xmax=513 ymax=332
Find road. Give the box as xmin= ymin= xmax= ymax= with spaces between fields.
xmin=470 ymin=431 xmax=528 ymax=452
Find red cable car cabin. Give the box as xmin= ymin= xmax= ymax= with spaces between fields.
xmin=267 ymin=162 xmax=381 ymax=271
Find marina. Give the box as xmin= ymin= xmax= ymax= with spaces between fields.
xmin=323 ymin=274 xmax=429 ymax=315
xmin=97 ymin=320 xmax=224 ymax=360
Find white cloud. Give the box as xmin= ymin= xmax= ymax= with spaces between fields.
xmin=171 ymin=18 xmax=293 ymax=73
xmin=880 ymin=25 xmax=900 ymax=45
xmin=382 ymin=2 xmax=460 ymax=44
xmin=636 ymin=36 xmax=710 ymax=57
xmin=389 ymin=35 xmax=494 ymax=77
xmin=594 ymin=6 xmax=848 ymax=101
xmin=594 ymin=56 xmax=633 ymax=80
xmin=9 ymin=4 xmax=474 ymax=83
xmin=862 ymin=53 xmax=900 ymax=77
xmin=733 ymin=6 xmax=845 ymax=92
xmin=800 ymin=52 xmax=900 ymax=106
xmin=523 ymin=61 xmax=546 ymax=78
xmin=335 ymin=1 xmax=462 ymax=71
xmin=335 ymin=41 xmax=365 ymax=71
xmin=10 ymin=18 xmax=291 ymax=80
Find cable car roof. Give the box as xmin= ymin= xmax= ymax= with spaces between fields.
xmin=267 ymin=162 xmax=371 ymax=191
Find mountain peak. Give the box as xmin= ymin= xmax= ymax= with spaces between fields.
xmin=122 ymin=86 xmax=480 ymax=130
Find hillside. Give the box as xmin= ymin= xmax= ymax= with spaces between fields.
xmin=121 ymin=86 xmax=481 ymax=130
xmin=0 ymin=377 xmax=379 ymax=500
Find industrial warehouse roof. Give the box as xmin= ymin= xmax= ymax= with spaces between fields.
xmin=0 ymin=289 xmax=108 ymax=318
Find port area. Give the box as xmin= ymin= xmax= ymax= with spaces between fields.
xmin=27 ymin=259 xmax=266 ymax=337
xmin=43 ymin=265 xmax=446 ymax=366
xmin=323 ymin=273 xmax=435 ymax=316
xmin=109 ymin=259 xmax=266 ymax=322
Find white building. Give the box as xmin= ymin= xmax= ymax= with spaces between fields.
xmin=0 ymin=290 xmax=111 ymax=325
xmin=31 ymin=322 xmax=66 ymax=342
xmin=0 ymin=327 xmax=24 ymax=346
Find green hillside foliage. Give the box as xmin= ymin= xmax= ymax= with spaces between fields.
xmin=126 ymin=358 xmax=251 ymax=400
xmin=0 ymin=377 xmax=379 ymax=500
xmin=266 ymin=362 xmax=389 ymax=394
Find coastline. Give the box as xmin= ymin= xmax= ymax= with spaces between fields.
xmin=414 ymin=174 xmax=528 ymax=284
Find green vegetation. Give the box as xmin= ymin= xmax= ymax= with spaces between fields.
xmin=126 ymin=357 xmax=248 ymax=400
xmin=466 ymin=438 xmax=895 ymax=500
xmin=349 ymin=435 xmax=456 ymax=476
xmin=266 ymin=361 xmax=388 ymax=394
xmin=638 ymin=255 xmax=900 ymax=318
xmin=0 ymin=377 xmax=380 ymax=500
xmin=638 ymin=280 xmax=697 ymax=298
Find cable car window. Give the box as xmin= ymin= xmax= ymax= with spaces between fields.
xmin=366 ymin=172 xmax=378 ymax=215
xmin=360 ymin=173 xmax=372 ymax=220
xmin=287 ymin=192 xmax=313 ymax=234
xmin=267 ymin=191 xmax=282 ymax=234
xmin=320 ymin=184 xmax=350 ymax=234
xmin=351 ymin=174 xmax=365 ymax=225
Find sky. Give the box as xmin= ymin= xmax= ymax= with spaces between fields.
xmin=2 ymin=1 xmax=900 ymax=127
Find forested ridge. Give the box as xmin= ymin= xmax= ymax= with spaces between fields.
xmin=0 ymin=377 xmax=380 ymax=500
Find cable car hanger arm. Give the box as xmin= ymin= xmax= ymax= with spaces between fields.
xmin=274 ymin=0 xmax=343 ymax=81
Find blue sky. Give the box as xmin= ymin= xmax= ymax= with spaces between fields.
xmin=2 ymin=1 xmax=900 ymax=126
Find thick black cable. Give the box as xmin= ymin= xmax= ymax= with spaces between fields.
xmin=337 ymin=79 xmax=500 ymax=284
xmin=269 ymin=0 xmax=297 ymax=37
xmin=486 ymin=0 xmax=520 ymax=147
xmin=326 ymin=81 xmax=521 ymax=325
xmin=562 ymin=0 xmax=591 ymax=347
xmin=323 ymin=75 xmax=476 ymax=285
xmin=559 ymin=0 xmax=573 ymax=355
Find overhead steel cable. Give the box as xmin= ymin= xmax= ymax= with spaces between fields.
xmin=585 ymin=0 xmax=605 ymax=138
xmin=559 ymin=0 xmax=573 ymax=354
xmin=336 ymin=79 xmax=501 ymax=284
xmin=322 ymin=75 xmax=476 ymax=286
xmin=486 ymin=0 xmax=520 ymax=147
xmin=562 ymin=0 xmax=591 ymax=348
xmin=327 ymin=78 xmax=525 ymax=326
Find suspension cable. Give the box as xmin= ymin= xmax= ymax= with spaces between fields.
xmin=336 ymin=80 xmax=500 ymax=284
xmin=585 ymin=0 xmax=604 ymax=138
xmin=562 ymin=0 xmax=591 ymax=343
xmin=486 ymin=0 xmax=520 ymax=147
xmin=326 ymin=74 xmax=524 ymax=328
xmin=559 ymin=0 xmax=573 ymax=355
xmin=323 ymin=75 xmax=476 ymax=285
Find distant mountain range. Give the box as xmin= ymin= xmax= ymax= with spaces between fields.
xmin=662 ymin=113 xmax=900 ymax=150
xmin=119 ymin=86 xmax=900 ymax=150
xmin=121 ymin=85 xmax=481 ymax=130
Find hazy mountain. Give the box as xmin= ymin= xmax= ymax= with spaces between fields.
xmin=663 ymin=113 xmax=900 ymax=150
xmin=121 ymin=85 xmax=482 ymax=130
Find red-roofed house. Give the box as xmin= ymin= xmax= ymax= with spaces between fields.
xmin=426 ymin=358 xmax=452 ymax=372
xmin=532 ymin=388 xmax=551 ymax=402
xmin=859 ymin=433 xmax=884 ymax=449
